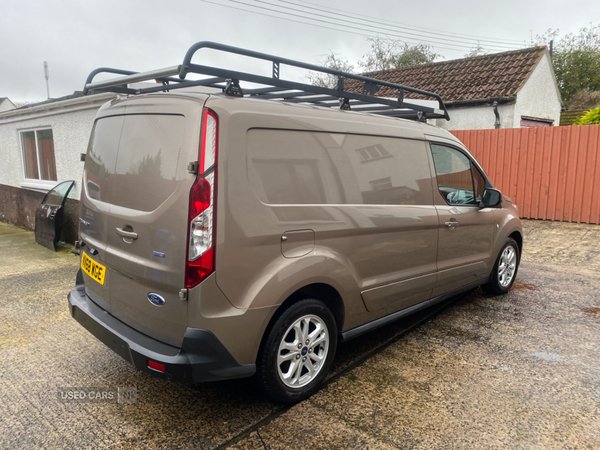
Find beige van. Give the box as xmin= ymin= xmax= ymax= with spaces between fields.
xmin=68 ymin=42 xmax=522 ymax=403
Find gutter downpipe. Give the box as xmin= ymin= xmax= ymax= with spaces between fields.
xmin=493 ymin=101 xmax=500 ymax=129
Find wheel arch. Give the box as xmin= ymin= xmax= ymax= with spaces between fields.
xmin=508 ymin=230 xmax=523 ymax=256
xmin=291 ymin=283 xmax=345 ymax=332
xmin=268 ymin=283 xmax=344 ymax=335
xmin=257 ymin=283 xmax=345 ymax=358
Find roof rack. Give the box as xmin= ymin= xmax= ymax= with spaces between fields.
xmin=83 ymin=41 xmax=450 ymax=121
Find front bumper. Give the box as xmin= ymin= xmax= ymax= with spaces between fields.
xmin=67 ymin=282 xmax=255 ymax=383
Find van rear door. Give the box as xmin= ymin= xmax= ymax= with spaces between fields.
xmin=82 ymin=96 xmax=205 ymax=348
xmin=80 ymin=115 xmax=125 ymax=313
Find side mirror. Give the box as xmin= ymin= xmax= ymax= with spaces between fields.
xmin=480 ymin=188 xmax=502 ymax=208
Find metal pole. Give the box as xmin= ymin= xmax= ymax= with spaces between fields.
xmin=43 ymin=61 xmax=50 ymax=99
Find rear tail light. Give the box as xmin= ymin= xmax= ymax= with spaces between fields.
xmin=185 ymin=109 xmax=218 ymax=289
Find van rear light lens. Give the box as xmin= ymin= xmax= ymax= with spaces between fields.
xmin=188 ymin=173 xmax=214 ymax=269
xmin=185 ymin=109 xmax=218 ymax=289
xmin=189 ymin=177 xmax=211 ymax=221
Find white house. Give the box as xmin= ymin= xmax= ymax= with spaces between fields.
xmin=350 ymin=46 xmax=563 ymax=130
xmin=0 ymin=97 xmax=16 ymax=113
xmin=0 ymin=92 xmax=115 ymax=242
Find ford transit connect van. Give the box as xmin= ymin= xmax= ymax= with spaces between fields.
xmin=68 ymin=42 xmax=522 ymax=403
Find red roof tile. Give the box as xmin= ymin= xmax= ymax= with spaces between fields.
xmin=346 ymin=46 xmax=548 ymax=102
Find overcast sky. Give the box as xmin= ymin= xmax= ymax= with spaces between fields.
xmin=1 ymin=0 xmax=598 ymax=102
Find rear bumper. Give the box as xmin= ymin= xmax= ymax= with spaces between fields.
xmin=67 ymin=282 xmax=255 ymax=383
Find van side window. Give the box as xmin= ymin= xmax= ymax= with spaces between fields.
xmin=430 ymin=144 xmax=479 ymax=206
xmin=254 ymin=160 xmax=326 ymax=204
xmin=247 ymin=129 xmax=433 ymax=206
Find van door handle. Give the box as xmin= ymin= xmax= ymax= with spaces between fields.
xmin=116 ymin=227 xmax=138 ymax=240
xmin=445 ymin=221 xmax=459 ymax=228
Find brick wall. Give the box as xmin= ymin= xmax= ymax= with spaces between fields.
xmin=0 ymin=183 xmax=79 ymax=244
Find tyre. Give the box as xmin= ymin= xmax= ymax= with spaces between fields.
xmin=483 ymin=237 xmax=520 ymax=295
xmin=255 ymin=298 xmax=337 ymax=404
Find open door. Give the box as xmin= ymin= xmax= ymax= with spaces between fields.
xmin=35 ymin=180 xmax=75 ymax=251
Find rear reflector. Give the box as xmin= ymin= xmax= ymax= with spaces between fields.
xmin=185 ymin=108 xmax=218 ymax=289
xmin=200 ymin=110 xmax=217 ymax=173
xmin=148 ymin=360 xmax=165 ymax=372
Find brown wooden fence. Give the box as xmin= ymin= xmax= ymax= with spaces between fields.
xmin=450 ymin=125 xmax=600 ymax=225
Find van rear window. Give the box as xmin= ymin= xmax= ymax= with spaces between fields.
xmin=85 ymin=114 xmax=185 ymax=211
xmin=247 ymin=129 xmax=433 ymax=206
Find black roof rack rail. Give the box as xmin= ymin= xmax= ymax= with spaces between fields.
xmin=83 ymin=41 xmax=450 ymax=121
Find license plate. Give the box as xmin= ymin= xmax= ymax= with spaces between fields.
xmin=81 ymin=251 xmax=106 ymax=285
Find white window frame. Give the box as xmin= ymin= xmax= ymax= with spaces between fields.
xmin=19 ymin=126 xmax=58 ymax=191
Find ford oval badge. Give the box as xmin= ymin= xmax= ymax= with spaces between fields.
xmin=147 ymin=293 xmax=166 ymax=307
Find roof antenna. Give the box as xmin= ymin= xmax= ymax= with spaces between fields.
xmin=43 ymin=61 xmax=50 ymax=99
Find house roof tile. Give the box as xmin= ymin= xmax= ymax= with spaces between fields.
xmin=346 ymin=46 xmax=548 ymax=103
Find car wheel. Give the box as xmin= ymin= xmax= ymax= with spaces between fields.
xmin=256 ymin=298 xmax=337 ymax=404
xmin=483 ymin=237 xmax=520 ymax=295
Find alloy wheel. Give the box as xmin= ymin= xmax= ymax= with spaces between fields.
xmin=498 ymin=246 xmax=517 ymax=287
xmin=277 ymin=314 xmax=329 ymax=388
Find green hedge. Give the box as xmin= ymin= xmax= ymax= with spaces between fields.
xmin=575 ymin=105 xmax=600 ymax=125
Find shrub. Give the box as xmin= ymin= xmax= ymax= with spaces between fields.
xmin=575 ymin=105 xmax=600 ymax=124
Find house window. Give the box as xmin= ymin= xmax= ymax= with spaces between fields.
xmin=21 ymin=128 xmax=57 ymax=181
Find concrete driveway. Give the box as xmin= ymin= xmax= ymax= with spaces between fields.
xmin=1 ymin=220 xmax=599 ymax=449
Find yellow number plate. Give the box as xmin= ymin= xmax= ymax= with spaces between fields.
xmin=81 ymin=251 xmax=106 ymax=285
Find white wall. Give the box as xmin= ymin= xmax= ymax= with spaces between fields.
xmin=434 ymin=103 xmax=515 ymax=131
xmin=0 ymin=99 xmax=16 ymax=113
xmin=0 ymin=96 xmax=111 ymax=199
xmin=513 ymin=52 xmax=562 ymax=127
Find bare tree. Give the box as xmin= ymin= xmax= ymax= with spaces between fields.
xmin=360 ymin=37 xmax=439 ymax=73
xmin=568 ymin=88 xmax=600 ymax=110
xmin=464 ymin=41 xmax=488 ymax=58
xmin=307 ymin=38 xmax=441 ymax=88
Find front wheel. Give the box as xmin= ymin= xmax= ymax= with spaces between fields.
xmin=483 ymin=238 xmax=520 ymax=295
xmin=255 ymin=299 xmax=337 ymax=403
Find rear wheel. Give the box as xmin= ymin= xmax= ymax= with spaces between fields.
xmin=256 ymin=299 xmax=337 ymax=403
xmin=483 ymin=238 xmax=520 ymax=295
